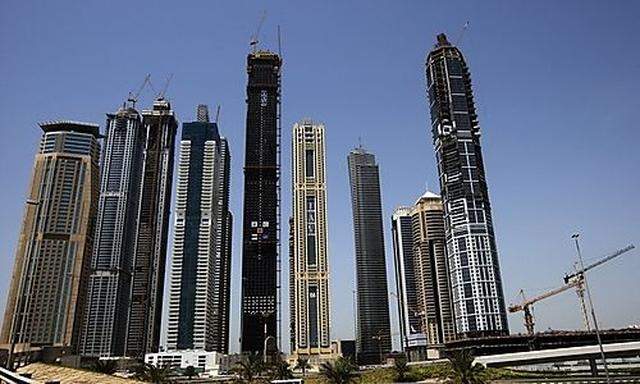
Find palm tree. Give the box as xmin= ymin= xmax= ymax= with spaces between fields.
xmin=92 ymin=359 xmax=118 ymax=375
xmin=447 ymin=350 xmax=486 ymax=384
xmin=319 ymin=357 xmax=359 ymax=384
xmin=393 ymin=356 xmax=410 ymax=382
xmin=183 ymin=365 xmax=197 ymax=380
xmin=295 ymin=356 xmax=311 ymax=377
xmin=133 ymin=362 xmax=174 ymax=383
xmin=269 ymin=355 xmax=293 ymax=380
xmin=232 ymin=353 xmax=265 ymax=383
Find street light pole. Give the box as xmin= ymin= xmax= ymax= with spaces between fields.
xmin=572 ymin=233 xmax=611 ymax=383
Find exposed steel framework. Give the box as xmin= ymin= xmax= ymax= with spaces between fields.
xmin=240 ymin=50 xmax=282 ymax=354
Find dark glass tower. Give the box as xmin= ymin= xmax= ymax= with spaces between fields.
xmin=125 ymin=97 xmax=177 ymax=358
xmin=425 ymin=33 xmax=508 ymax=338
xmin=347 ymin=147 xmax=392 ymax=364
xmin=166 ymin=105 xmax=232 ymax=353
xmin=240 ymin=51 xmax=282 ymax=353
xmin=82 ymin=106 xmax=144 ymax=357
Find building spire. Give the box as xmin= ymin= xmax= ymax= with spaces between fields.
xmin=197 ymin=104 xmax=210 ymax=123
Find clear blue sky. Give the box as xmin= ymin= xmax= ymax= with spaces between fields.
xmin=1 ymin=0 xmax=639 ymax=354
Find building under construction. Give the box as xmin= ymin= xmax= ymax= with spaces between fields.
xmin=125 ymin=97 xmax=177 ymax=358
xmin=240 ymin=50 xmax=282 ymax=354
xmin=425 ymin=33 xmax=509 ymax=338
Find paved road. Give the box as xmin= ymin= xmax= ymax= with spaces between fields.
xmin=492 ymin=376 xmax=640 ymax=384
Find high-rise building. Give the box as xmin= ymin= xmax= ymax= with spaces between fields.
xmin=290 ymin=120 xmax=332 ymax=362
xmin=288 ymin=217 xmax=295 ymax=354
xmin=166 ymin=104 xmax=232 ymax=353
xmin=125 ymin=97 xmax=177 ymax=358
xmin=347 ymin=147 xmax=392 ymax=364
xmin=81 ymin=105 xmax=144 ymax=357
xmin=1 ymin=121 xmax=100 ymax=354
xmin=425 ymin=33 xmax=508 ymax=337
xmin=391 ymin=207 xmax=427 ymax=361
xmin=411 ymin=191 xmax=455 ymax=346
xmin=240 ymin=51 xmax=282 ymax=354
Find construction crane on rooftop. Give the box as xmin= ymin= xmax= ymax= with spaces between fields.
xmin=127 ymin=74 xmax=152 ymax=108
xmin=250 ymin=11 xmax=267 ymax=52
xmin=509 ymin=244 xmax=635 ymax=335
xmin=156 ymin=73 xmax=173 ymax=100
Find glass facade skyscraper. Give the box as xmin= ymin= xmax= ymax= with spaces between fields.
xmin=166 ymin=105 xmax=232 ymax=353
xmin=391 ymin=206 xmax=427 ymax=361
xmin=81 ymin=106 xmax=144 ymax=357
xmin=425 ymin=33 xmax=508 ymax=337
xmin=347 ymin=147 xmax=392 ymax=364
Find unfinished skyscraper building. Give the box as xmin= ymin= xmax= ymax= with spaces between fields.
xmin=290 ymin=120 xmax=332 ymax=363
xmin=125 ymin=97 xmax=177 ymax=358
xmin=240 ymin=51 xmax=282 ymax=354
xmin=425 ymin=33 xmax=508 ymax=337
xmin=1 ymin=121 xmax=100 ymax=354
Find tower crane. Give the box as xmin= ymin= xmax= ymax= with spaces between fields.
xmin=155 ymin=73 xmax=173 ymax=100
xmin=249 ymin=11 xmax=267 ymax=52
xmin=509 ymin=244 xmax=635 ymax=335
xmin=127 ymin=74 xmax=152 ymax=108
xmin=564 ymin=244 xmax=635 ymax=331
xmin=509 ymin=281 xmax=580 ymax=335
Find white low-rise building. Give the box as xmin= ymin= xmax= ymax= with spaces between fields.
xmin=145 ymin=350 xmax=239 ymax=377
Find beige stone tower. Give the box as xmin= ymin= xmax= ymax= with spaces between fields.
xmin=290 ymin=120 xmax=332 ymax=364
xmin=1 ymin=121 xmax=100 ymax=352
xmin=411 ymin=191 xmax=456 ymax=346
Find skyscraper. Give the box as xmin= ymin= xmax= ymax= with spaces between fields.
xmin=411 ymin=191 xmax=455 ymax=346
xmin=425 ymin=33 xmax=508 ymax=337
xmin=1 ymin=121 xmax=100 ymax=355
xmin=290 ymin=120 xmax=332 ymax=362
xmin=240 ymin=51 xmax=282 ymax=354
xmin=347 ymin=147 xmax=392 ymax=364
xmin=125 ymin=97 xmax=177 ymax=358
xmin=81 ymin=105 xmax=144 ymax=357
xmin=391 ymin=207 xmax=427 ymax=361
xmin=166 ymin=105 xmax=232 ymax=353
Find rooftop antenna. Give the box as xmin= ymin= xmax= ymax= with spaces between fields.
xmin=455 ymin=21 xmax=470 ymax=46
xmin=277 ymin=25 xmax=282 ymax=57
xmin=215 ymin=104 xmax=221 ymax=124
xmin=157 ymin=73 xmax=174 ymax=100
xmin=250 ymin=10 xmax=267 ymax=53
xmin=127 ymin=74 xmax=152 ymax=108
xmin=357 ymin=136 xmax=363 ymax=149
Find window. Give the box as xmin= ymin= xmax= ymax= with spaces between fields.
xmin=305 ymin=149 xmax=315 ymax=178
xmin=306 ymin=196 xmax=317 ymax=266
xmin=260 ymin=90 xmax=268 ymax=107
xmin=308 ymin=286 xmax=319 ymax=348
